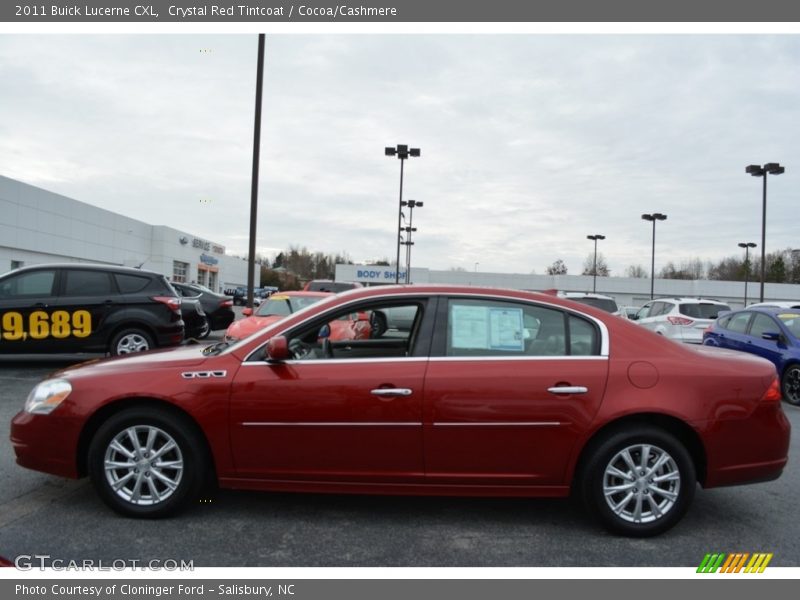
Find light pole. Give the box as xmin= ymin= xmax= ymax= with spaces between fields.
xmin=738 ymin=242 xmax=757 ymax=306
xmin=641 ymin=213 xmax=667 ymax=300
xmin=385 ymin=144 xmax=421 ymax=284
xmin=746 ymin=163 xmax=785 ymax=302
xmin=401 ymin=199 xmax=423 ymax=284
xmin=586 ymin=234 xmax=605 ymax=293
xmin=474 ymin=262 xmax=479 ymax=272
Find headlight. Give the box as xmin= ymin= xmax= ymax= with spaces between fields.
xmin=25 ymin=379 xmax=72 ymax=415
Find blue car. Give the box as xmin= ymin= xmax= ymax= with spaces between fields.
xmin=703 ymin=306 xmax=800 ymax=405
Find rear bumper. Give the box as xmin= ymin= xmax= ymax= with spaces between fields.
xmin=702 ymin=402 xmax=791 ymax=488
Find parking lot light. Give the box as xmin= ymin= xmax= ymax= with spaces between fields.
xmin=738 ymin=242 xmax=757 ymax=306
xmin=641 ymin=213 xmax=667 ymax=300
xmin=401 ymin=199 xmax=423 ymax=284
xmin=586 ymin=234 xmax=606 ymax=293
xmin=746 ymin=163 xmax=786 ymax=302
xmin=386 ymin=144 xmax=421 ymax=284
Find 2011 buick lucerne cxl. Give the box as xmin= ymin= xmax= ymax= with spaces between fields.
xmin=11 ymin=286 xmax=790 ymax=536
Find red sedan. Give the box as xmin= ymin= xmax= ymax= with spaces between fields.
xmin=11 ymin=286 xmax=790 ymax=536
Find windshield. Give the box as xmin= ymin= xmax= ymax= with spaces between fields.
xmin=680 ymin=303 xmax=730 ymax=319
xmin=255 ymin=294 xmax=325 ymax=317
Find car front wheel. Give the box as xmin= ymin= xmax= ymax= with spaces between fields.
xmin=781 ymin=365 xmax=800 ymax=406
xmin=88 ymin=407 xmax=207 ymax=517
xmin=579 ymin=427 xmax=696 ymax=537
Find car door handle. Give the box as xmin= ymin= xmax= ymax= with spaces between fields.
xmin=370 ymin=388 xmax=413 ymax=397
xmin=547 ymin=386 xmax=589 ymax=395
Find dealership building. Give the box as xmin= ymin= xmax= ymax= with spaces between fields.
xmin=0 ymin=175 xmax=257 ymax=291
xmin=336 ymin=262 xmax=800 ymax=311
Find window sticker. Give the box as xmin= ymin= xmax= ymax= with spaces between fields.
xmin=450 ymin=304 xmax=525 ymax=351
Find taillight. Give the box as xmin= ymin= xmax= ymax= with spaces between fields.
xmin=667 ymin=316 xmax=694 ymax=326
xmin=152 ymin=296 xmax=182 ymax=312
xmin=761 ymin=377 xmax=782 ymax=402
xmin=220 ymin=299 xmax=233 ymax=308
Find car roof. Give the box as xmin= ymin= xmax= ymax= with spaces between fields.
xmin=654 ymin=297 xmax=728 ymax=304
xmin=1 ymin=262 xmax=161 ymax=278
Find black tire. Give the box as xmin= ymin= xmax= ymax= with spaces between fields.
xmin=87 ymin=407 xmax=207 ymax=518
xmin=579 ymin=426 xmax=696 ymax=537
xmin=197 ymin=317 xmax=211 ymax=339
xmin=781 ymin=365 xmax=800 ymax=406
xmin=109 ymin=328 xmax=154 ymax=356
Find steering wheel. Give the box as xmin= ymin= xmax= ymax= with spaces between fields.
xmin=288 ymin=338 xmax=314 ymax=360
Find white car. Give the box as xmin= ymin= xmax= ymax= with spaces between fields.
xmin=633 ymin=297 xmax=731 ymax=344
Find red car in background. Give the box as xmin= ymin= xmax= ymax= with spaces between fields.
xmin=224 ymin=291 xmax=372 ymax=343
xmin=11 ymin=285 xmax=790 ymax=536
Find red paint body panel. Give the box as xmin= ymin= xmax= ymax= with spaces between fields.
xmin=10 ymin=285 xmax=791 ymax=502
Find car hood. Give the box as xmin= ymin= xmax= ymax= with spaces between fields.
xmin=51 ymin=343 xmax=211 ymax=379
xmin=226 ymin=315 xmax=283 ymax=339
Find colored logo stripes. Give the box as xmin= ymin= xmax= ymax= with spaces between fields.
xmin=697 ymin=553 xmax=773 ymax=573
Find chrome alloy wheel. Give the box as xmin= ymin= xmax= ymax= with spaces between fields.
xmin=602 ymin=443 xmax=680 ymax=524
xmin=116 ymin=333 xmax=150 ymax=354
xmin=104 ymin=426 xmax=184 ymax=506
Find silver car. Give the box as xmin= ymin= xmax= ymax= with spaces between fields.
xmin=634 ymin=297 xmax=731 ymax=344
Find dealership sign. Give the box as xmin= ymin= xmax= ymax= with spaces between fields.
xmin=355 ymin=268 xmax=407 ymax=282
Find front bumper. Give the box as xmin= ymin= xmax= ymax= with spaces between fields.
xmin=10 ymin=410 xmax=81 ymax=479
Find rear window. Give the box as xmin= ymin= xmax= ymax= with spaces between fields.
xmin=570 ymin=297 xmax=618 ymax=313
xmin=680 ymin=303 xmax=730 ymax=319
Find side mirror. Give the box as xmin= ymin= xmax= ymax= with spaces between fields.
xmin=762 ymin=331 xmax=781 ymax=342
xmin=630 ymin=314 xmax=639 ymax=321
xmin=266 ymin=336 xmax=289 ymax=362
xmin=242 ymin=307 xmax=253 ymax=317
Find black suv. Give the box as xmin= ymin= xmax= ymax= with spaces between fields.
xmin=0 ymin=264 xmax=184 ymax=355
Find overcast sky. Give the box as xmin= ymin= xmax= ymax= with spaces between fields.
xmin=0 ymin=34 xmax=798 ymax=276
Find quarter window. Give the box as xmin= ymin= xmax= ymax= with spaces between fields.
xmin=115 ymin=273 xmax=151 ymax=294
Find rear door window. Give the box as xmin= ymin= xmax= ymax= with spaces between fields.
xmin=63 ymin=270 xmax=114 ymax=297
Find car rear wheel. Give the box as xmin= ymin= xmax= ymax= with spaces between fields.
xmin=579 ymin=427 xmax=696 ymax=537
xmin=88 ymin=407 xmax=206 ymax=518
xmin=781 ymin=365 xmax=800 ymax=406
xmin=110 ymin=328 xmax=154 ymax=356
xmin=197 ymin=317 xmax=211 ymax=339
